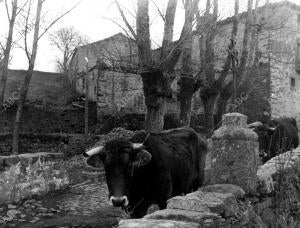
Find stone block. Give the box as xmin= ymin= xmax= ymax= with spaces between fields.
xmin=200 ymin=184 xmax=245 ymax=199
xmin=167 ymin=190 xmax=239 ymax=217
xmin=144 ymin=209 xmax=221 ymax=224
xmin=118 ymin=219 xmax=200 ymax=228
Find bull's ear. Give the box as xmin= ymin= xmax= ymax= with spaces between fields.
xmin=131 ymin=149 xmax=152 ymax=167
xmin=85 ymin=152 xmax=106 ymax=169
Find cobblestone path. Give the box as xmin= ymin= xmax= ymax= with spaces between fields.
xmin=0 ymin=164 xmax=128 ymax=228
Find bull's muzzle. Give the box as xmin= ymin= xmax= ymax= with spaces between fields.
xmin=109 ymin=196 xmax=129 ymax=207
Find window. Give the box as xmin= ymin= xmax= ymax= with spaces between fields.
xmin=290 ymin=77 xmax=296 ymax=91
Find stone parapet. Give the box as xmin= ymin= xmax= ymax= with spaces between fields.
xmin=118 ymin=184 xmax=266 ymax=228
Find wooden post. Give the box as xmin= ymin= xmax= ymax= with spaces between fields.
xmin=84 ymin=57 xmax=89 ymax=136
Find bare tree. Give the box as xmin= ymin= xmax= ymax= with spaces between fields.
xmin=12 ymin=0 xmax=77 ymax=154
xmin=116 ymin=0 xmax=199 ymax=131
xmin=49 ymin=26 xmax=89 ymax=75
xmin=215 ymin=0 xmax=261 ymax=125
xmin=192 ymin=0 xmax=263 ymax=133
xmin=196 ymin=0 xmax=221 ymax=132
xmin=0 ymin=0 xmax=19 ymax=107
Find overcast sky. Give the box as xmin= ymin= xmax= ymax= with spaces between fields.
xmin=0 ymin=0 xmax=299 ymax=72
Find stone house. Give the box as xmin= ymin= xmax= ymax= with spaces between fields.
xmin=69 ymin=1 xmax=300 ymax=125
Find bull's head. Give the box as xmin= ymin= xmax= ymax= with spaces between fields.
xmin=248 ymin=121 xmax=277 ymax=160
xmin=83 ymin=139 xmax=152 ymax=208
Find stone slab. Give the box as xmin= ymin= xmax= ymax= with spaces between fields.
xmin=118 ymin=219 xmax=200 ymax=228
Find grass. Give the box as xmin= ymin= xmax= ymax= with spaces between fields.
xmin=272 ymin=148 xmax=300 ymax=227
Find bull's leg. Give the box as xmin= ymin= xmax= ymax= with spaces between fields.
xmin=156 ymin=177 xmax=173 ymax=210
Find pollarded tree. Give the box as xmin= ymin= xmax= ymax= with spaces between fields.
xmin=116 ymin=0 xmax=199 ymax=131
xmin=195 ymin=0 xmax=262 ymax=133
xmin=49 ymin=26 xmax=89 ymax=75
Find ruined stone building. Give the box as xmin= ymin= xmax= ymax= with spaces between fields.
xmin=68 ymin=1 xmax=300 ymax=125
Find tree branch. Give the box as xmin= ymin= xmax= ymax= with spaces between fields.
xmin=115 ymin=0 xmax=137 ymax=40
xmin=37 ymin=1 xmax=80 ymax=40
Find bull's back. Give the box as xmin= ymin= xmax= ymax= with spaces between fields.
xmin=131 ymin=127 xmax=207 ymax=191
xmin=157 ymin=128 xmax=207 ymax=192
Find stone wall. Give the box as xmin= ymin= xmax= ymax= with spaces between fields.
xmin=0 ymin=132 xmax=100 ymax=157
xmin=0 ymin=133 xmax=68 ymax=156
xmin=96 ymin=71 xmax=145 ymax=114
xmin=119 ymin=184 xmax=266 ymax=227
xmin=0 ymin=102 xmax=97 ymax=134
xmin=269 ymin=5 xmax=300 ymax=126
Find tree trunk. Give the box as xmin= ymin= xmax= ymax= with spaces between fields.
xmin=136 ymin=0 xmax=152 ymax=68
xmin=12 ymin=0 xmax=43 ymax=154
xmin=0 ymin=0 xmax=18 ymax=106
xmin=141 ymin=70 xmax=171 ymax=131
xmin=12 ymin=67 xmax=34 ymax=154
xmin=161 ymin=0 xmax=178 ymax=61
xmin=144 ymin=101 xmax=165 ymax=131
xmin=178 ymin=77 xmax=197 ymax=126
xmin=179 ymin=97 xmax=192 ymax=126
xmin=215 ymin=85 xmax=231 ymax=124
xmin=202 ymin=95 xmax=217 ymax=135
xmin=200 ymin=84 xmax=218 ymax=134
xmin=176 ymin=0 xmax=199 ymax=126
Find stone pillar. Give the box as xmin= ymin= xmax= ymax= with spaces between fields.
xmin=210 ymin=113 xmax=259 ymax=194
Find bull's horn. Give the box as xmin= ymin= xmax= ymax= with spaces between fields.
xmin=248 ymin=121 xmax=263 ymax=128
xmin=84 ymin=146 xmax=104 ymax=157
xmin=267 ymin=127 xmax=276 ymax=131
xmin=132 ymin=143 xmax=144 ymax=149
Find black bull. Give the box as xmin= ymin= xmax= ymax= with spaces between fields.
xmin=83 ymin=127 xmax=207 ymax=218
xmin=249 ymin=118 xmax=299 ymax=163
